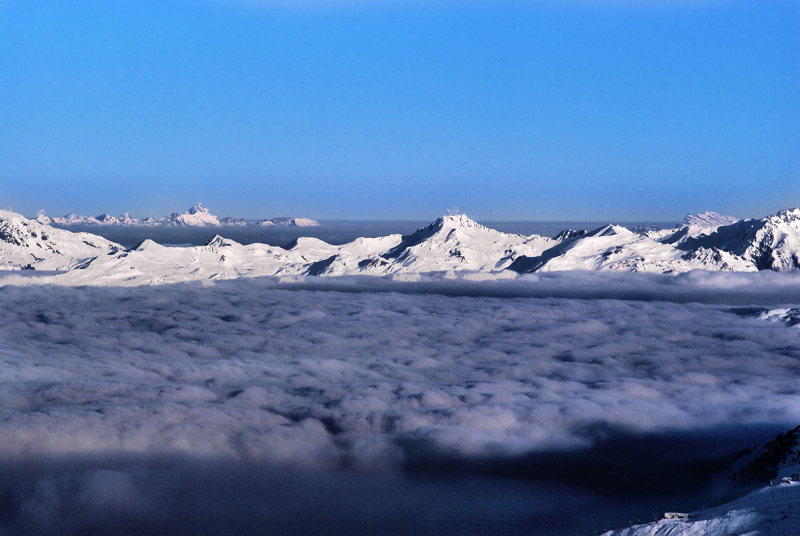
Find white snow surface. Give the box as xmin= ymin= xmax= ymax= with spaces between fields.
xmin=683 ymin=211 xmax=740 ymax=238
xmin=265 ymin=216 xmax=320 ymax=227
xmin=0 ymin=209 xmax=121 ymax=271
xmin=165 ymin=202 xmax=221 ymax=226
xmin=759 ymin=308 xmax=800 ymax=327
xmin=602 ymin=482 xmax=800 ymax=535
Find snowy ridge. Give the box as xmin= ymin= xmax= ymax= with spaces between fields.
xmin=261 ymin=217 xmax=320 ymax=227
xmin=676 ymin=208 xmax=800 ymax=271
xmin=759 ymin=308 xmax=800 ymax=327
xmin=50 ymin=203 xmax=319 ymax=228
xmin=603 ymin=426 xmax=800 ymax=536
xmin=5 ymin=207 xmax=800 ymax=284
xmin=602 ymin=483 xmax=800 ymax=536
xmin=0 ymin=209 xmax=121 ymax=271
xmin=683 ymin=211 xmax=740 ymax=238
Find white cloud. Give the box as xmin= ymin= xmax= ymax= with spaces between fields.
xmin=0 ymin=273 xmax=796 ymax=533
xmin=0 ymin=274 xmax=797 ymax=466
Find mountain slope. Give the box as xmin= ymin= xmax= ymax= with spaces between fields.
xmin=603 ymin=482 xmax=800 ymax=536
xmin=510 ymin=223 xmax=755 ymax=274
xmin=683 ymin=211 xmax=740 ymax=238
xmin=57 ymin=235 xmax=312 ymax=285
xmin=602 ymin=426 xmax=800 ymax=536
xmin=0 ymin=210 xmax=121 ymax=271
xmin=163 ymin=203 xmax=221 ymax=226
xmin=5 ymin=207 xmax=800 ymax=284
xmin=348 ymin=214 xmax=556 ymax=276
xmin=679 ymin=208 xmax=800 ymax=271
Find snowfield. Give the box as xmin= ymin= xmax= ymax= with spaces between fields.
xmin=603 ymin=482 xmax=800 ymax=536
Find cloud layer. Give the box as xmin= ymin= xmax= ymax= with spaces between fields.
xmin=0 ymin=274 xmax=798 ymax=468
xmin=0 ymin=273 xmax=798 ymax=533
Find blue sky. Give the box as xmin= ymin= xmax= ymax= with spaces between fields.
xmin=1 ymin=0 xmax=797 ymax=221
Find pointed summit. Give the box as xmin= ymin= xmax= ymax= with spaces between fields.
xmin=769 ymin=207 xmax=800 ymax=224
xmin=166 ymin=203 xmax=221 ymax=226
xmin=431 ymin=213 xmax=488 ymax=231
xmin=188 ymin=203 xmax=209 ymax=215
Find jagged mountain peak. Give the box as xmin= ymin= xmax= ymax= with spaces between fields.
xmin=188 ymin=203 xmax=209 ymax=215
xmin=587 ymin=224 xmax=633 ymax=237
xmin=553 ymin=229 xmax=587 ymax=241
xmin=768 ymin=207 xmax=800 ymax=224
xmin=205 ymin=235 xmax=237 ymax=248
xmin=0 ymin=209 xmax=121 ymax=270
xmin=431 ymin=213 xmax=487 ymax=231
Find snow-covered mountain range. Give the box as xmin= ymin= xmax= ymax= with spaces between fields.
xmin=50 ymin=203 xmax=320 ymax=228
xmin=0 ymin=209 xmax=121 ymax=271
xmin=5 ymin=206 xmax=800 ymax=284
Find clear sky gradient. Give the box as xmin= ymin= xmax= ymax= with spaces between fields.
xmin=1 ymin=0 xmax=798 ymax=221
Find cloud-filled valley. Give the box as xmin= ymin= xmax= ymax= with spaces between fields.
xmin=0 ymin=274 xmax=798 ymax=533
xmin=2 ymin=279 xmax=799 ymax=464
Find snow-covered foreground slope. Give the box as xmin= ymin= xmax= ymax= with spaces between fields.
xmin=604 ymin=425 xmax=800 ymax=536
xmin=0 ymin=209 xmax=121 ymax=271
xmin=603 ymin=482 xmax=800 ymax=536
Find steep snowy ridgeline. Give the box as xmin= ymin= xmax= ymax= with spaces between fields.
xmin=0 ymin=209 xmax=121 ymax=271
xmin=165 ymin=202 xmax=221 ymax=226
xmin=603 ymin=426 xmax=800 ymax=536
xmin=645 ymin=211 xmax=740 ymax=246
xmin=45 ymin=214 xmax=554 ymax=284
xmin=290 ymin=234 xmax=404 ymax=276
xmin=54 ymin=213 xmax=102 ymax=225
xmin=678 ymin=208 xmax=800 ymax=271
xmin=602 ymin=483 xmax=800 ymax=536
xmin=348 ymin=214 xmax=556 ymax=276
xmin=51 ymin=203 xmax=320 ymax=227
xmin=509 ymin=224 xmax=754 ymax=274
xmin=95 ymin=213 xmax=119 ymax=225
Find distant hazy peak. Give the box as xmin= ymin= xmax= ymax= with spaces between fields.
xmin=681 ymin=211 xmax=740 ymax=239
xmin=683 ymin=211 xmax=739 ymax=228
xmin=188 ymin=203 xmax=209 ymax=215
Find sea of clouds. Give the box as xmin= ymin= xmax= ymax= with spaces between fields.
xmin=0 ymin=270 xmax=799 ymax=534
